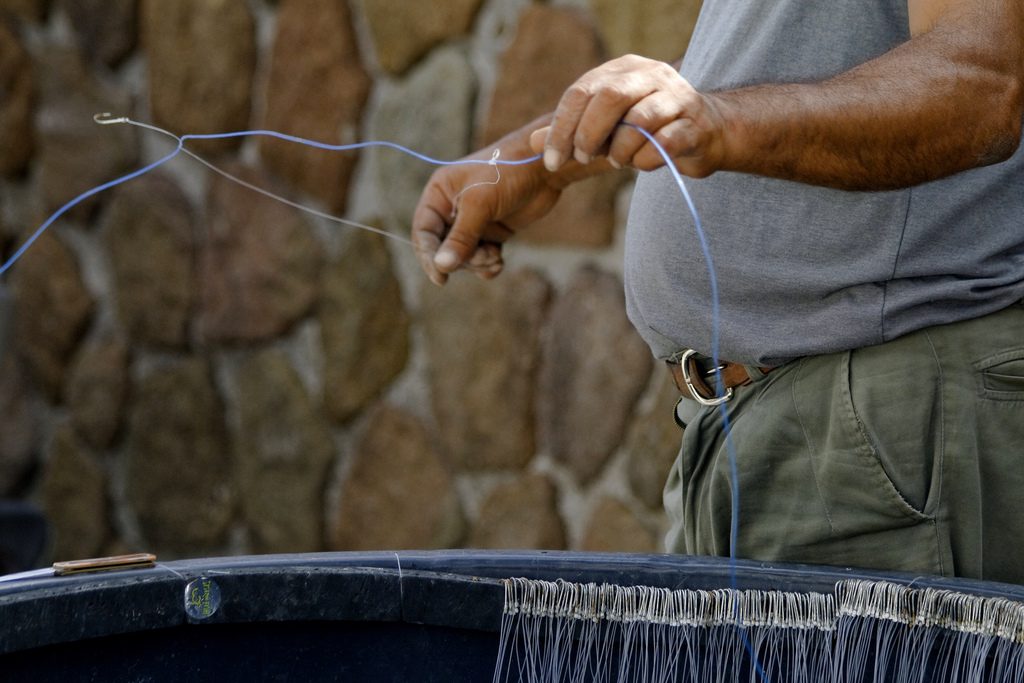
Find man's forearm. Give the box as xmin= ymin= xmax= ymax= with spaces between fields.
xmin=712 ymin=11 xmax=1023 ymax=191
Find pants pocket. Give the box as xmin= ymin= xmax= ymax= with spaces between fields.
xmin=795 ymin=349 xmax=935 ymax=535
xmin=788 ymin=350 xmax=947 ymax=573
xmin=975 ymin=348 xmax=1024 ymax=400
xmin=846 ymin=337 xmax=944 ymax=518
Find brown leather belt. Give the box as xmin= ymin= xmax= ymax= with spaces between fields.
xmin=667 ymin=350 xmax=773 ymax=405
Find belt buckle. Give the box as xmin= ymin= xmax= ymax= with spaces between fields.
xmin=680 ymin=349 xmax=733 ymax=406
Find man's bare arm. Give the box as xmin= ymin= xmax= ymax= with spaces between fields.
xmin=545 ymin=0 xmax=1024 ymax=191
xmin=710 ymin=0 xmax=1024 ymax=190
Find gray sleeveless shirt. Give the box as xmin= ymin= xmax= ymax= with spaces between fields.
xmin=624 ymin=0 xmax=1024 ymax=365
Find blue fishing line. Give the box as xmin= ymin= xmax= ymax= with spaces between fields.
xmin=0 ymin=119 xmax=541 ymax=277
xmin=4 ymin=117 xmax=749 ymax=587
xmin=628 ymin=123 xmax=767 ymax=682
xmin=0 ymin=140 xmax=183 ymax=277
xmin=181 ymin=129 xmax=543 ymax=166
xmin=0 ymin=115 xmax=766 ymax=678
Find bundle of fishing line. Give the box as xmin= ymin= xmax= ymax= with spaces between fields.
xmin=493 ymin=576 xmax=1024 ymax=682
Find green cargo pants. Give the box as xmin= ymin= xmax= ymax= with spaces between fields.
xmin=664 ymin=300 xmax=1024 ymax=584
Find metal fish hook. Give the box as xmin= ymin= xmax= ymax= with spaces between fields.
xmin=450 ymin=149 xmax=503 ymax=219
xmin=93 ymin=113 xmax=129 ymax=125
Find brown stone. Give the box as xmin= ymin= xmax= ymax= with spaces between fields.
xmin=33 ymin=47 xmax=136 ymax=216
xmin=588 ymin=0 xmax=703 ymax=62
xmin=198 ymin=163 xmax=321 ymax=344
xmin=371 ymin=46 xmax=475 ymax=231
xmin=331 ymin=406 xmax=463 ymax=550
xmin=0 ymin=0 xmax=48 ymax=23
xmin=360 ymin=0 xmax=483 ymax=75
xmin=625 ymin=372 xmax=684 ymax=509
xmin=234 ymin=349 xmax=335 ymax=554
xmin=41 ymin=424 xmax=108 ymax=562
xmin=421 ymin=269 xmax=551 ymax=471
xmin=61 ymin=0 xmax=137 ymax=67
xmin=261 ymin=0 xmax=371 ymax=213
xmin=0 ymin=209 xmax=6 ymax=257
xmin=0 ymin=20 xmax=33 ymax=177
xmin=141 ymin=0 xmax=255 ymax=154
xmin=539 ymin=266 xmax=652 ymax=484
xmin=479 ymin=5 xmax=603 ymax=146
xmin=64 ymin=335 xmax=129 ymax=451
xmin=477 ymin=5 xmax=614 ymax=246
xmin=580 ymin=496 xmax=657 ymax=553
xmin=468 ymin=473 xmax=565 ymax=550
xmin=0 ymin=201 xmax=13 ymax=271
xmin=10 ymin=229 xmax=94 ymax=399
xmin=0 ymin=356 xmax=39 ymax=496
xmin=478 ymin=5 xmax=619 ymax=247
xmin=103 ymin=172 xmax=195 ymax=348
xmin=320 ymin=231 xmax=409 ymax=423
xmin=124 ymin=359 xmax=233 ymax=556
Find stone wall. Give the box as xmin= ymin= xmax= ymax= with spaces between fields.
xmin=0 ymin=0 xmax=702 ymax=565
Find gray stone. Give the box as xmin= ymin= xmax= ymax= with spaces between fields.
xmin=421 ymin=269 xmax=550 ymax=471
xmin=33 ymin=47 xmax=136 ymax=216
xmin=41 ymin=424 xmax=108 ymax=562
xmin=580 ymin=496 xmax=657 ymax=553
xmin=625 ymin=373 xmax=684 ymax=509
xmin=261 ymin=0 xmax=370 ymax=213
xmin=468 ymin=473 xmax=566 ymax=550
xmin=61 ymin=0 xmax=137 ymax=67
xmin=539 ymin=266 xmax=652 ymax=484
xmin=0 ymin=356 xmax=39 ymax=496
xmin=371 ymin=47 xmax=474 ymax=231
xmin=198 ymin=163 xmax=321 ymax=344
xmin=588 ymin=0 xmax=703 ymax=62
xmin=10 ymin=230 xmax=94 ymax=399
xmin=141 ymin=0 xmax=255 ymax=154
xmin=331 ymin=406 xmax=463 ymax=550
xmin=320 ymin=231 xmax=409 ymax=423
xmin=64 ymin=334 xmax=129 ymax=451
xmin=124 ymin=359 xmax=233 ymax=556
xmin=103 ymin=172 xmax=194 ymax=348
xmin=359 ymin=0 xmax=482 ymax=75
xmin=234 ymin=349 xmax=335 ymax=554
xmin=0 ymin=20 xmax=33 ymax=177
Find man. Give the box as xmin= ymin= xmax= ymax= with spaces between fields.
xmin=412 ymin=0 xmax=1024 ymax=583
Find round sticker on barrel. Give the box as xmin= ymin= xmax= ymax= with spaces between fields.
xmin=184 ymin=577 xmax=221 ymax=620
